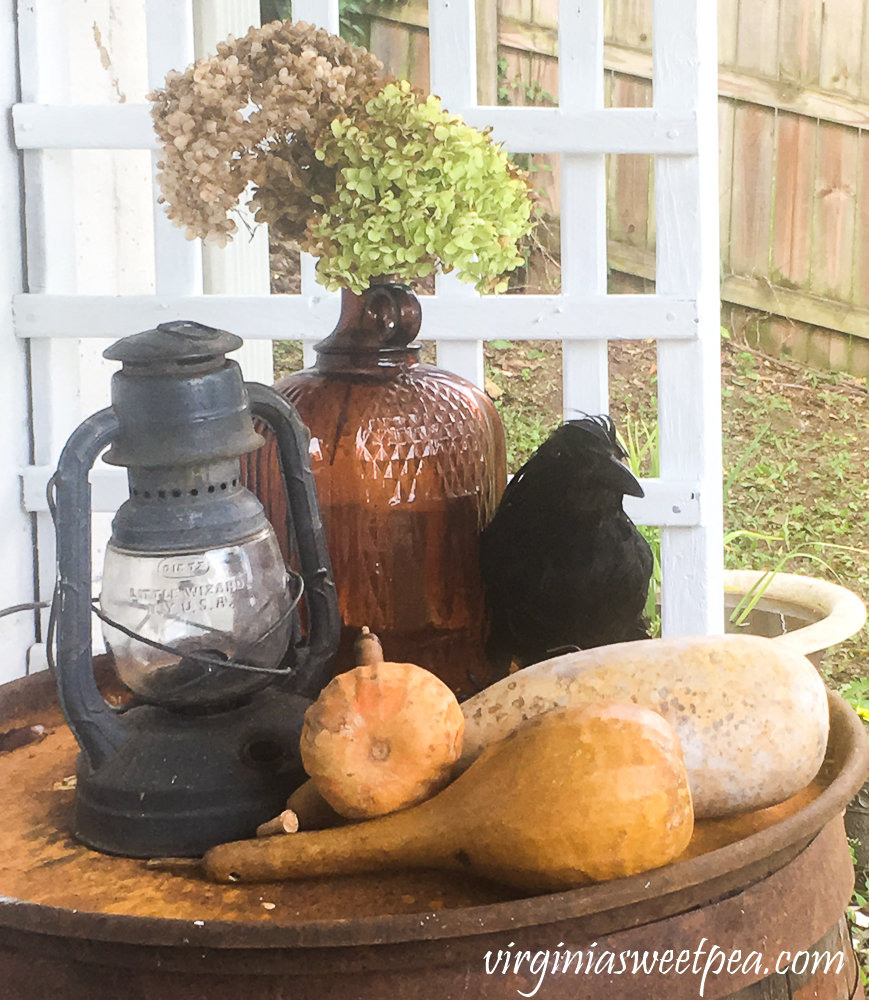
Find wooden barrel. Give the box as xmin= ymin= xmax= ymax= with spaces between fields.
xmin=0 ymin=669 xmax=866 ymax=1000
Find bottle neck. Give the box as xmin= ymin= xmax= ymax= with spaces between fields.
xmin=311 ymin=284 xmax=423 ymax=376
xmin=313 ymin=343 xmax=422 ymax=376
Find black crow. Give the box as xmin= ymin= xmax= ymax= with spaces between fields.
xmin=479 ymin=415 xmax=654 ymax=678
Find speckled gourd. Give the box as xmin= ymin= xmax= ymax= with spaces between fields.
xmin=457 ymin=634 xmax=829 ymax=818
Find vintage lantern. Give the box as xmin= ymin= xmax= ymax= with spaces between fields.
xmin=49 ymin=322 xmax=339 ymax=857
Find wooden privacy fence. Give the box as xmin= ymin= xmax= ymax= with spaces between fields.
xmin=362 ymin=0 xmax=869 ymax=377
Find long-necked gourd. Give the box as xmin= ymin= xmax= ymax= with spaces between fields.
xmin=204 ymin=702 xmax=694 ymax=892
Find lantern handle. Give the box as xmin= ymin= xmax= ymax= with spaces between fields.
xmin=246 ymin=383 xmax=340 ymax=699
xmin=51 ymin=407 xmax=129 ymax=768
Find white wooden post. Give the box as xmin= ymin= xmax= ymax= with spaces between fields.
xmin=147 ymin=0 xmax=202 ymax=302
xmin=654 ymin=0 xmax=724 ymax=635
xmin=0 ymin=0 xmax=38 ymax=683
xmin=192 ymin=0 xmax=274 ymax=385
xmin=16 ymin=0 xmax=81 ymax=675
xmin=290 ymin=0 xmax=339 ymax=36
xmin=559 ymin=0 xmax=609 ymax=417
xmin=19 ymin=0 xmax=174 ymax=672
xmin=428 ymin=0 xmax=486 ymax=387
xmin=292 ymin=0 xmax=341 ymax=370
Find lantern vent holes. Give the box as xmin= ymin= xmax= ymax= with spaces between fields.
xmin=128 ymin=462 xmax=242 ymax=503
xmin=130 ymin=483 xmax=237 ymax=498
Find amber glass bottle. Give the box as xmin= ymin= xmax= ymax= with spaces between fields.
xmin=244 ymin=284 xmax=506 ymax=694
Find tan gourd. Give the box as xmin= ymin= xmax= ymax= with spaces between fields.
xmin=457 ymin=634 xmax=829 ymax=819
xmin=300 ymin=659 xmax=464 ymax=819
xmin=204 ymin=703 xmax=694 ymax=893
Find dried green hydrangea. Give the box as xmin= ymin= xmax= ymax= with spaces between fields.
xmin=304 ymin=81 xmax=534 ymax=293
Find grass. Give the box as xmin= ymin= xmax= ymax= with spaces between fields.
xmin=493 ymin=402 xmax=558 ymax=470
xmin=273 ymin=340 xmax=304 ymax=376
xmin=484 ymin=341 xmax=561 ymax=469
xmin=618 ymin=414 xmax=662 ymax=635
xmin=605 ymin=341 xmax=869 ymax=686
xmin=718 ymin=357 xmax=869 ymax=683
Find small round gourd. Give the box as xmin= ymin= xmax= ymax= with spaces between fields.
xmin=300 ymin=661 xmax=464 ymax=820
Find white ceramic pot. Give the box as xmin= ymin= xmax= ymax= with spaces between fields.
xmin=726 ymin=571 xmax=869 ymax=864
xmin=723 ymin=569 xmax=867 ymax=661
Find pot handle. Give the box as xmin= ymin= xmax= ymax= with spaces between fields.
xmin=247 ymin=383 xmax=340 ymax=699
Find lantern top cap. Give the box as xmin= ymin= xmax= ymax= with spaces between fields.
xmin=103 ymin=322 xmax=243 ymax=367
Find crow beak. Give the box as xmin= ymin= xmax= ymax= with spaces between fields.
xmin=607 ymin=455 xmax=645 ymax=498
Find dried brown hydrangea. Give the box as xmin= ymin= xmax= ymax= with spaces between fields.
xmin=149 ymin=20 xmax=383 ymax=247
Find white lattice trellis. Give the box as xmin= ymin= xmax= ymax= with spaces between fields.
xmin=9 ymin=0 xmax=723 ymax=681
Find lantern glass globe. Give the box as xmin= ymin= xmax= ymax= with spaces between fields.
xmin=100 ymin=525 xmax=292 ymax=709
